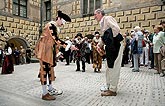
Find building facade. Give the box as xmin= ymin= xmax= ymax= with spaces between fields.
xmin=0 ymin=0 xmax=165 ymax=57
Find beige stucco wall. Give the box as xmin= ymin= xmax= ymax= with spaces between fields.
xmin=56 ymin=0 xmax=165 ymax=39
xmin=59 ymin=5 xmax=165 ymax=39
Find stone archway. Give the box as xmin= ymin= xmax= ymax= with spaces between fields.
xmin=7 ymin=37 xmax=30 ymax=50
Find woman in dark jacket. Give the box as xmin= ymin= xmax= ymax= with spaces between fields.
xmin=1 ymin=43 xmax=14 ymax=74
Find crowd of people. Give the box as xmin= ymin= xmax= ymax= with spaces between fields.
xmin=0 ymin=43 xmax=31 ymax=74
xmin=57 ymin=31 xmax=105 ymax=73
xmin=56 ymin=22 xmax=165 ymax=76
xmin=0 ymin=9 xmax=164 ymax=100
xmin=35 ymin=9 xmax=164 ymax=100
xmin=121 ymin=22 xmax=165 ymax=77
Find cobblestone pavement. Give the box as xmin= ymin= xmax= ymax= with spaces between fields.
xmin=0 ymin=61 xmax=165 ymax=106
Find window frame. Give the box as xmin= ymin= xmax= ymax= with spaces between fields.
xmin=45 ymin=0 xmax=51 ymax=21
xmin=13 ymin=0 xmax=27 ymax=18
xmin=82 ymin=0 xmax=101 ymax=17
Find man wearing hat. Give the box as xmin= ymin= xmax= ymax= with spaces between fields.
xmin=74 ymin=33 xmax=87 ymax=72
xmin=35 ymin=10 xmax=71 ymax=100
xmin=92 ymin=31 xmax=103 ymax=73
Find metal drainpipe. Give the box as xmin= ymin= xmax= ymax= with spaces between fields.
xmin=39 ymin=0 xmax=43 ymax=37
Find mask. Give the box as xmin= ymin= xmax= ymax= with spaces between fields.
xmin=61 ymin=18 xmax=66 ymax=25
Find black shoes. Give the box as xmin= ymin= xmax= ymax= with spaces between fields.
xmin=76 ymin=69 xmax=80 ymax=71
xmin=94 ymin=68 xmax=97 ymax=72
xmin=94 ymin=68 xmax=101 ymax=73
xmin=82 ymin=70 xmax=85 ymax=72
xmin=76 ymin=69 xmax=85 ymax=72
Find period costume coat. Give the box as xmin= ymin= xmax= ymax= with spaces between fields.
xmin=92 ymin=37 xmax=102 ymax=69
xmin=74 ymin=37 xmax=87 ymax=71
xmin=35 ymin=21 xmax=60 ymax=85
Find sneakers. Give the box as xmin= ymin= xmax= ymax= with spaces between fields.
xmin=42 ymin=93 xmax=56 ymax=100
xmin=160 ymin=73 xmax=165 ymax=77
xmin=48 ymin=88 xmax=63 ymax=96
xmin=100 ymin=85 xmax=109 ymax=92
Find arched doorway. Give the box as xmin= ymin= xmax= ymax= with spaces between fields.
xmin=7 ymin=37 xmax=30 ymax=50
xmin=6 ymin=37 xmax=31 ymax=64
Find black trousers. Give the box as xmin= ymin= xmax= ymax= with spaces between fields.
xmin=65 ymin=49 xmax=71 ymax=65
xmin=76 ymin=57 xmax=85 ymax=70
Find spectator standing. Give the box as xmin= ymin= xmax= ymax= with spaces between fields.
xmin=140 ymin=30 xmax=150 ymax=66
xmin=20 ymin=46 xmax=26 ymax=64
xmin=26 ymin=47 xmax=31 ymax=64
xmin=131 ymin=26 xmax=143 ymax=72
xmin=148 ymin=31 xmax=155 ymax=69
xmin=1 ymin=43 xmax=14 ymax=74
xmin=153 ymin=25 xmax=165 ymax=77
xmin=122 ymin=33 xmax=130 ymax=67
xmin=0 ymin=45 xmax=3 ymax=67
xmin=94 ymin=9 xmax=124 ymax=96
xmin=13 ymin=47 xmax=20 ymax=65
xmin=64 ymin=36 xmax=72 ymax=65
xmin=84 ymin=37 xmax=91 ymax=64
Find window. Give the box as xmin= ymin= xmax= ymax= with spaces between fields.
xmin=45 ymin=1 xmax=51 ymax=21
xmin=13 ymin=0 xmax=27 ymax=18
xmin=82 ymin=0 xmax=101 ymax=16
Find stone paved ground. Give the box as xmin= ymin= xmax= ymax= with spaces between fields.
xmin=0 ymin=61 xmax=165 ymax=106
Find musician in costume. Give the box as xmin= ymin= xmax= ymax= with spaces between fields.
xmin=74 ymin=33 xmax=87 ymax=72
xmin=35 ymin=10 xmax=71 ymax=100
xmin=92 ymin=31 xmax=103 ymax=73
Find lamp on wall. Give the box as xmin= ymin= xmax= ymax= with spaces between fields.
xmin=0 ymin=23 xmax=5 ymax=36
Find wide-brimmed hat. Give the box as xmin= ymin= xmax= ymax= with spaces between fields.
xmin=57 ymin=10 xmax=71 ymax=22
xmin=75 ymin=33 xmax=83 ymax=38
xmin=95 ymin=31 xmax=100 ymax=35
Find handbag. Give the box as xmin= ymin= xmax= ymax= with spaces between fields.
xmin=159 ymin=38 xmax=165 ymax=57
xmin=142 ymin=40 xmax=146 ymax=47
xmin=161 ymin=58 xmax=165 ymax=70
xmin=160 ymin=45 xmax=165 ymax=56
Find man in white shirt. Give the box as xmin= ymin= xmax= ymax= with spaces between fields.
xmin=94 ymin=9 xmax=124 ymax=96
xmin=65 ymin=36 xmax=72 ymax=65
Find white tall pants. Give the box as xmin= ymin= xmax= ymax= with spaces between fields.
xmin=106 ymin=42 xmax=124 ymax=92
xmin=140 ymin=47 xmax=149 ymax=65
